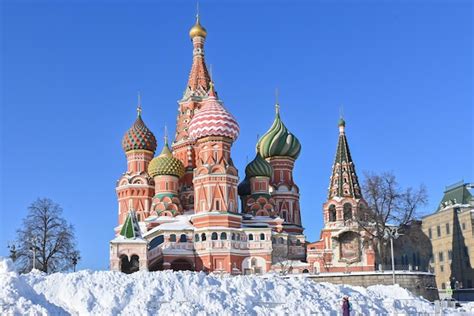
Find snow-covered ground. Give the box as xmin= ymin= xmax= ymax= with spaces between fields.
xmin=1 ymin=257 xmax=473 ymax=315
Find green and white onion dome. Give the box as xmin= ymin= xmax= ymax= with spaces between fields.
xmin=257 ymin=107 xmax=301 ymax=159
xmin=148 ymin=142 xmax=185 ymax=178
xmin=245 ymin=152 xmax=273 ymax=178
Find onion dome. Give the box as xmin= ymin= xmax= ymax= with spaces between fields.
xmin=257 ymin=105 xmax=301 ymax=159
xmin=188 ymin=83 xmax=239 ymax=141
xmin=122 ymin=107 xmax=157 ymax=153
xmin=189 ymin=15 xmax=207 ymax=39
xmin=148 ymin=139 xmax=185 ymax=178
xmin=338 ymin=117 xmax=346 ymax=127
xmin=238 ymin=177 xmax=251 ymax=196
xmin=245 ymin=152 xmax=273 ymax=178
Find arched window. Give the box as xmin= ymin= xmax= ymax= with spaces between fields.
xmin=231 ymin=233 xmax=236 ymax=240
xmin=260 ymin=233 xmax=265 ymax=241
xmin=220 ymin=232 xmax=227 ymax=240
xmin=296 ymin=240 xmax=301 ymax=246
xmin=329 ymin=204 xmax=337 ymax=222
xmin=272 ymin=237 xmax=276 ymax=244
xmin=248 ymin=234 xmax=254 ymax=241
xmin=195 ymin=234 xmax=200 ymax=242
xmin=343 ymin=203 xmax=352 ymax=221
xmin=149 ymin=235 xmax=164 ymax=250
xmin=211 ymin=232 xmax=218 ymax=240
xmin=169 ymin=234 xmax=176 ymax=242
xmin=279 ymin=237 xmax=284 ymax=244
xmin=201 ymin=233 xmax=207 ymax=241
xmin=179 ymin=234 xmax=187 ymax=242
xmin=236 ymin=234 xmax=241 ymax=241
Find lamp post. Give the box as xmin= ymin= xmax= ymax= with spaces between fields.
xmin=29 ymin=236 xmax=38 ymax=270
xmin=71 ymin=251 xmax=81 ymax=272
xmin=383 ymin=227 xmax=400 ymax=285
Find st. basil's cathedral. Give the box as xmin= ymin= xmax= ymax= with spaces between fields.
xmin=110 ymin=15 xmax=376 ymax=274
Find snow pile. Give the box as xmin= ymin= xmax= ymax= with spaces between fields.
xmin=0 ymin=257 xmax=462 ymax=315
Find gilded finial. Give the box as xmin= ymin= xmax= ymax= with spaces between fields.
xmin=137 ymin=91 xmax=142 ymax=117
xmin=164 ymin=124 xmax=169 ymax=145
xmin=189 ymin=2 xmax=207 ymax=39
xmin=275 ymin=88 xmax=280 ymax=115
xmin=338 ymin=106 xmax=346 ymax=128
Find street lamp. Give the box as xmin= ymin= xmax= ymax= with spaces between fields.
xmin=29 ymin=236 xmax=39 ymax=271
xmin=383 ymin=227 xmax=400 ymax=285
xmin=71 ymin=251 xmax=81 ymax=272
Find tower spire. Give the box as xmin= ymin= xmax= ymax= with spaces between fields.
xmin=328 ymin=116 xmax=361 ymax=199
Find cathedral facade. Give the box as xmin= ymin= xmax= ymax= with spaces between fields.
xmin=110 ymin=16 xmax=375 ymax=274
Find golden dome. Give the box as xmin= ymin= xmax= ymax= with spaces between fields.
xmin=189 ymin=16 xmax=207 ymax=39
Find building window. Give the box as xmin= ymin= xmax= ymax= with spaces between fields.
xmin=220 ymin=232 xmax=227 ymax=240
xmin=211 ymin=232 xmax=218 ymax=240
xmin=201 ymin=233 xmax=207 ymax=241
xmin=329 ymin=205 xmax=336 ymax=222
xmin=195 ymin=234 xmax=200 ymax=242
xmin=428 ymin=228 xmax=432 ymax=239
xmin=441 ymin=283 xmax=446 ymax=290
xmin=260 ymin=233 xmax=265 ymax=241
xmin=231 ymin=233 xmax=236 ymax=241
xmin=179 ymin=234 xmax=187 ymax=242
xmin=169 ymin=234 xmax=176 ymax=242
xmin=437 ymin=226 xmax=441 ymax=237
xmin=248 ymin=234 xmax=254 ymax=241
xmin=215 ymin=200 xmax=220 ymax=211
xmin=440 ymin=265 xmax=444 ymax=272
xmin=463 ymin=222 xmax=466 ymax=230
xmin=446 ymin=223 xmax=450 ymax=234
xmin=448 ymin=250 xmax=453 ymax=260
xmin=343 ymin=203 xmax=352 ymax=221
xmin=439 ymin=252 xmax=444 ymax=262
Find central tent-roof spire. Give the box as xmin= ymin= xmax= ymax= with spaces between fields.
xmin=186 ymin=5 xmax=210 ymax=94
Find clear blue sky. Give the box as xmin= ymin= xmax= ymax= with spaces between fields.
xmin=1 ymin=1 xmax=472 ymax=270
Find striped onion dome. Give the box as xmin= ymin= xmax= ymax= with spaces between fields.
xmin=122 ymin=113 xmax=157 ymax=153
xmin=257 ymin=105 xmax=301 ymax=159
xmin=238 ymin=176 xmax=251 ymax=196
xmin=245 ymin=152 xmax=273 ymax=178
xmin=148 ymin=141 xmax=185 ymax=178
xmin=188 ymin=86 xmax=239 ymax=141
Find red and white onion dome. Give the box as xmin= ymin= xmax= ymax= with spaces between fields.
xmin=188 ymin=88 xmax=239 ymax=141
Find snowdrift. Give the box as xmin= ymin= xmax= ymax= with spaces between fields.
xmin=0 ymin=257 xmax=466 ymax=315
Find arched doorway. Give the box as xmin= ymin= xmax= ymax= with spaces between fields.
xmin=242 ymin=256 xmax=266 ymax=274
xmin=170 ymin=258 xmax=194 ymax=271
xmin=129 ymin=255 xmax=140 ymax=273
xmin=120 ymin=255 xmax=131 ymax=274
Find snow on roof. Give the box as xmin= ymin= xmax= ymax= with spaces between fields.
xmin=274 ymin=260 xmax=309 ymax=268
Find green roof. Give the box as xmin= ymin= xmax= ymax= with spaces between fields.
xmin=437 ymin=181 xmax=473 ymax=211
xmin=119 ymin=211 xmax=141 ymax=239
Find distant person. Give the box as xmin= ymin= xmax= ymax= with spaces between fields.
xmin=342 ymin=296 xmax=351 ymax=316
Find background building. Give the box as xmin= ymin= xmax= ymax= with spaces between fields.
xmin=422 ymin=181 xmax=474 ymax=293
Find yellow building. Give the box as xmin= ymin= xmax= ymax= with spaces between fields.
xmin=422 ymin=181 xmax=474 ymax=293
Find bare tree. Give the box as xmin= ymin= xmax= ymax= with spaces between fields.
xmin=272 ymin=243 xmax=294 ymax=275
xmin=359 ymin=172 xmax=427 ymax=265
xmin=14 ymin=198 xmax=80 ymax=273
